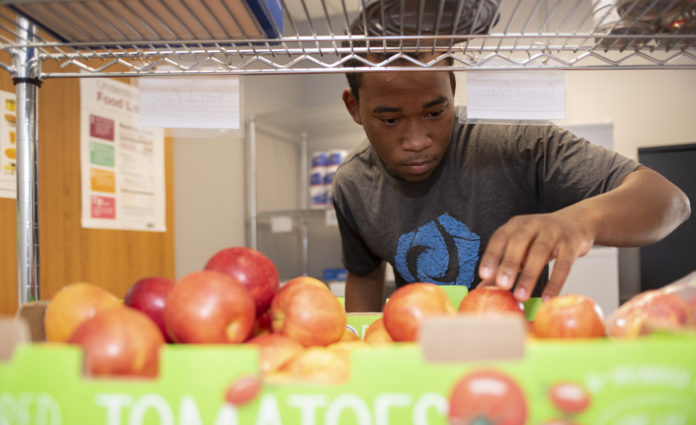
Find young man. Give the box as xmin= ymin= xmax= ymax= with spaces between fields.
xmin=332 ymin=58 xmax=691 ymax=312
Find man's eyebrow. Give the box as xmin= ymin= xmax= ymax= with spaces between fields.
xmin=372 ymin=97 xmax=448 ymax=114
xmin=424 ymin=97 xmax=448 ymax=108
xmin=373 ymin=106 xmax=401 ymax=114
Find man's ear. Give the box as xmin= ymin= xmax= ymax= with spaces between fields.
xmin=342 ymin=89 xmax=362 ymax=125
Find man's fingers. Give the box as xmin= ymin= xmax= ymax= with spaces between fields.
xmin=492 ymin=224 xmax=542 ymax=292
xmin=513 ymin=234 xmax=558 ymax=301
xmin=542 ymin=245 xmax=576 ymax=301
xmin=478 ymin=227 xmax=511 ymax=282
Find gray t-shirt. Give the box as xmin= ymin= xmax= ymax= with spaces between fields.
xmin=332 ymin=110 xmax=640 ymax=295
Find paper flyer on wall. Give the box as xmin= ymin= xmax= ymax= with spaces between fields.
xmin=80 ymin=79 xmax=166 ymax=231
xmin=0 ymin=90 xmax=17 ymax=199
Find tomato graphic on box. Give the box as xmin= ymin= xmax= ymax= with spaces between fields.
xmin=448 ymin=368 xmax=527 ymax=425
xmin=548 ymin=381 xmax=591 ymax=415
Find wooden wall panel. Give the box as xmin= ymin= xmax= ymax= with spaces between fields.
xmin=0 ymin=61 xmax=175 ymax=315
xmin=0 ymin=48 xmax=18 ymax=316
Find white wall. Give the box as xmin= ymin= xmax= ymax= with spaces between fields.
xmin=173 ymin=74 xmax=305 ymax=278
xmin=174 ymin=69 xmax=696 ymax=294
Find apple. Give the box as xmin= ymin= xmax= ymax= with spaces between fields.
xmin=163 ymin=270 xmax=256 ymax=344
xmin=204 ymin=246 xmax=280 ymax=317
xmin=68 ymin=306 xmax=164 ymax=378
xmin=246 ymin=332 xmax=304 ymax=374
xmin=449 ymin=369 xmax=528 ymax=425
xmin=382 ymin=282 xmax=456 ymax=342
xmin=533 ymin=294 xmax=606 ymax=339
xmin=458 ymin=286 xmax=524 ymax=316
xmin=270 ymin=282 xmax=346 ymax=347
xmin=340 ymin=326 xmax=361 ymax=342
xmin=281 ymin=276 xmax=329 ymax=291
xmin=250 ymin=309 xmax=272 ymax=338
xmin=45 ymin=282 xmax=122 ymax=343
xmin=607 ymin=290 xmax=692 ymax=338
xmin=277 ymin=346 xmax=351 ymax=384
xmin=547 ymin=381 xmax=591 ymax=414
xmin=363 ymin=317 xmax=393 ymax=345
xmin=124 ymin=276 xmax=175 ymax=342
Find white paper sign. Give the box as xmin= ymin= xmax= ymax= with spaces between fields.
xmin=0 ymin=91 xmax=17 ymax=199
xmin=270 ymin=216 xmax=293 ymax=233
xmin=80 ymin=79 xmax=166 ymax=231
xmin=139 ymin=77 xmax=240 ymax=129
xmin=466 ymin=71 xmax=566 ymax=120
xmin=325 ymin=209 xmax=338 ymax=226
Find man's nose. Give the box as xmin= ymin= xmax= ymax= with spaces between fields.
xmin=401 ymin=119 xmax=431 ymax=152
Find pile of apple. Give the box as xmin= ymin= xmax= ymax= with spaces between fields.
xmin=43 ymin=246 xmax=364 ymax=384
xmin=42 ymin=245 xmax=696 ymax=389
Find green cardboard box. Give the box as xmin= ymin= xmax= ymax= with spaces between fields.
xmin=2 ymin=312 xmax=696 ymax=425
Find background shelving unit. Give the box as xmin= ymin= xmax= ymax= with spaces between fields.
xmin=0 ymin=0 xmax=694 ymax=304
xmin=249 ymin=104 xmax=361 ymax=280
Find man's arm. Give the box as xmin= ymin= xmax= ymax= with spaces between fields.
xmin=479 ymin=166 xmax=691 ymax=301
xmin=345 ymin=262 xmax=386 ymax=312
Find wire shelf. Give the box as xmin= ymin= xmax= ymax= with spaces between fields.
xmin=0 ymin=0 xmax=694 ymax=78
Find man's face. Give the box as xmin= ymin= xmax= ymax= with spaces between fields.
xmin=343 ymin=68 xmax=456 ymax=183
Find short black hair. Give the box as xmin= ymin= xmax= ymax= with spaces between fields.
xmin=342 ymin=18 xmax=455 ymax=104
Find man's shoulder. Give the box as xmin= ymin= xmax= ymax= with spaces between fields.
xmin=335 ymin=140 xmax=373 ymax=179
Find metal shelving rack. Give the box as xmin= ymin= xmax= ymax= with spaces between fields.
xmin=1 ymin=0 xmax=694 ymax=306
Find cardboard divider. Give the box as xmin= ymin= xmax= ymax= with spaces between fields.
xmin=0 ymin=318 xmax=29 ymax=361
xmin=17 ymin=301 xmax=48 ymax=342
xmin=419 ymin=314 xmax=526 ymax=363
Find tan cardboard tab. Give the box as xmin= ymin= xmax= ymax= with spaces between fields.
xmin=0 ymin=318 xmax=30 ymax=361
xmin=17 ymin=301 xmax=49 ymax=342
xmin=419 ymin=314 xmax=526 ymax=363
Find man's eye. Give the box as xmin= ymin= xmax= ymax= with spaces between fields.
xmin=427 ymin=110 xmax=444 ymax=118
xmin=380 ymin=118 xmax=399 ymax=125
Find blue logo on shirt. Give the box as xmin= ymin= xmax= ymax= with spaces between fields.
xmin=394 ymin=213 xmax=480 ymax=287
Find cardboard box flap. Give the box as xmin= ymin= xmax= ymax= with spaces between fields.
xmin=17 ymin=301 xmax=48 ymax=342
xmin=0 ymin=318 xmax=30 ymax=362
xmin=419 ymin=314 xmax=526 ymax=363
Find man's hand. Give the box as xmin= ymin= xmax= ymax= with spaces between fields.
xmin=478 ymin=210 xmax=595 ymax=302
xmin=478 ymin=166 xmax=690 ymax=302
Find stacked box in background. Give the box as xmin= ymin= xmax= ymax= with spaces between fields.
xmin=309 ymin=149 xmax=348 ymax=209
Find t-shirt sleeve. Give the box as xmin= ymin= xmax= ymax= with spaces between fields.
xmin=332 ymin=179 xmax=383 ymax=276
xmin=515 ymin=123 xmax=641 ymax=213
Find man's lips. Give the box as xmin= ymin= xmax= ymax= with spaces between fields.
xmin=400 ymin=158 xmax=435 ymax=175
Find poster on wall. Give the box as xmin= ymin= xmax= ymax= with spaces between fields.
xmin=0 ymin=91 xmax=17 ymax=199
xmin=80 ymin=79 xmax=166 ymax=231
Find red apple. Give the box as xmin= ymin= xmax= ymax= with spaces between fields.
xmin=247 ymin=333 xmax=304 ymax=374
xmin=339 ymin=326 xmax=361 ymax=342
xmin=124 ymin=276 xmax=175 ymax=342
xmin=363 ymin=317 xmax=393 ymax=345
xmin=458 ymin=286 xmax=524 ymax=316
xmin=270 ymin=282 xmax=346 ymax=347
xmin=204 ymin=246 xmax=280 ymax=317
xmin=277 ymin=346 xmax=351 ymax=384
xmin=607 ymin=290 xmax=693 ymax=338
xmin=68 ymin=306 xmax=164 ymax=378
xmin=250 ymin=309 xmax=272 ymax=338
xmin=533 ymin=294 xmax=606 ymax=339
xmin=382 ymin=282 xmax=456 ymax=342
xmin=45 ymin=282 xmax=122 ymax=343
xmin=282 ymin=276 xmax=329 ymax=291
xmin=164 ymin=270 xmax=256 ymax=344
xmin=449 ymin=369 xmax=528 ymax=425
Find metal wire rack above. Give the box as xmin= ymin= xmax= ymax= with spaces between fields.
xmin=0 ymin=0 xmax=695 ymax=78
xmin=0 ymin=0 xmax=695 ymax=77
